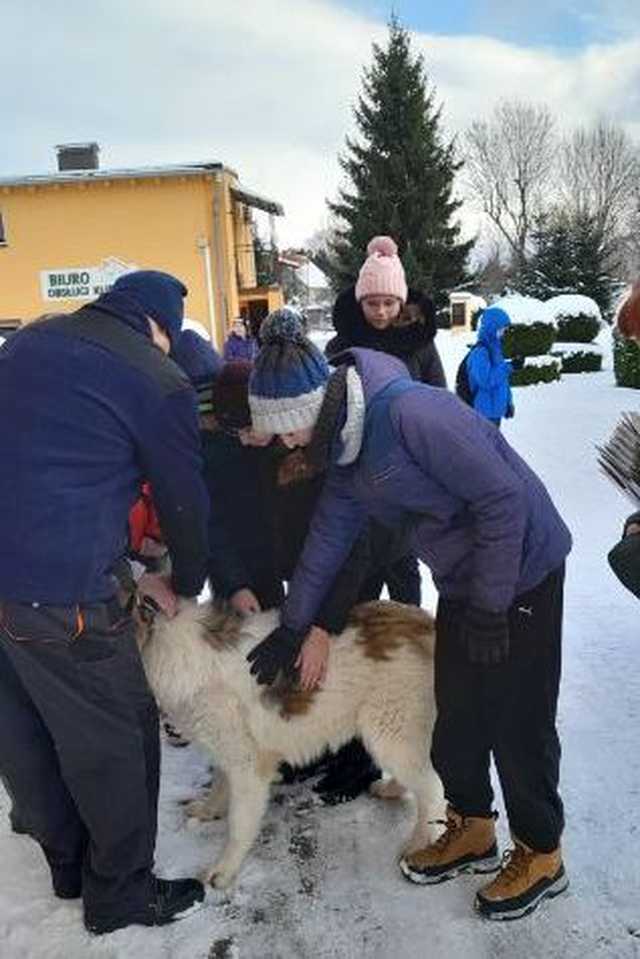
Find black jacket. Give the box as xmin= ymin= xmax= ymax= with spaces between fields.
xmin=204 ymin=435 xmax=396 ymax=634
xmin=326 ymin=286 xmax=447 ymax=387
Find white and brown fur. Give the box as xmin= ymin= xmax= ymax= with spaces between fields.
xmin=139 ymin=599 xmax=444 ymax=889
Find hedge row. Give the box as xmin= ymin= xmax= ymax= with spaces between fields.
xmin=556 ymin=351 xmax=603 ymax=374
xmin=502 ymin=323 xmax=556 ymax=358
xmin=555 ymin=314 xmax=600 ymax=343
xmin=613 ymin=334 xmax=640 ymax=389
xmin=511 ymin=361 xmax=561 ymax=387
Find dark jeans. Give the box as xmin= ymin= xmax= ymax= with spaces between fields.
xmin=0 ymin=599 xmax=160 ymax=919
xmin=359 ymin=553 xmax=421 ymax=606
xmin=431 ymin=566 xmax=565 ymax=852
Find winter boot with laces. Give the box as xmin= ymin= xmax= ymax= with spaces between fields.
xmin=399 ymin=806 xmax=500 ymax=885
xmin=85 ymin=876 xmax=205 ymax=935
xmin=475 ymin=837 xmax=568 ymax=920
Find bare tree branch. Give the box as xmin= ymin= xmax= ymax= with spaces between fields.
xmin=559 ymin=119 xmax=639 ymax=239
xmin=464 ymin=100 xmax=557 ymax=264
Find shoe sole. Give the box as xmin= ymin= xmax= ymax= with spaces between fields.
xmin=399 ymin=853 xmax=501 ymax=886
xmin=475 ymin=872 xmax=569 ymax=920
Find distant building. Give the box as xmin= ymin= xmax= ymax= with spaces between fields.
xmin=0 ymin=143 xmax=284 ymax=346
xmin=279 ymin=250 xmax=332 ymax=326
xmin=448 ymin=291 xmax=487 ymax=332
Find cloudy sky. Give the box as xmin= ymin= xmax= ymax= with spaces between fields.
xmin=2 ymin=0 xmax=639 ymax=247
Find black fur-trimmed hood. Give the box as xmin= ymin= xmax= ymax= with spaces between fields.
xmin=330 ymin=286 xmax=437 ymax=358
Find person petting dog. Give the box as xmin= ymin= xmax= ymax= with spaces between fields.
xmin=0 ymin=272 xmax=210 ymax=934
xmin=246 ymin=275 xmax=572 ymax=922
xmin=203 ymin=357 xmax=411 ymax=804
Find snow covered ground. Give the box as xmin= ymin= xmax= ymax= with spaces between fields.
xmin=1 ymin=331 xmax=640 ymax=959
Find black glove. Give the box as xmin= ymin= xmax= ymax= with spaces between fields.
xmin=505 ymin=400 xmax=515 ymax=419
xmin=510 ymin=356 xmax=525 ymax=371
xmin=246 ymin=625 xmax=305 ymax=686
xmin=462 ymin=606 xmax=510 ymax=666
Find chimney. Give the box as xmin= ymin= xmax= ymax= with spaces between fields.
xmin=55 ymin=142 xmax=100 ymax=172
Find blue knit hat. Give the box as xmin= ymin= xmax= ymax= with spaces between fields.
xmin=171 ymin=329 xmax=223 ymax=386
xmin=249 ymin=307 xmax=330 ymax=434
xmin=110 ymin=270 xmax=187 ymax=348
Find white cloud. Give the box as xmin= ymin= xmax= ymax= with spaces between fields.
xmin=2 ymin=0 xmax=639 ymax=246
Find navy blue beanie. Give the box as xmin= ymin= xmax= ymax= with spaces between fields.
xmin=249 ymin=307 xmax=330 ymax=434
xmin=109 ymin=270 xmax=187 ymax=348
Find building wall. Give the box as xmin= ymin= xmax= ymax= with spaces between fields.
xmin=0 ymin=171 xmax=250 ymax=348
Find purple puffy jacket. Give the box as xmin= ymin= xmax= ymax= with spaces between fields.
xmin=283 ymin=348 xmax=572 ymax=632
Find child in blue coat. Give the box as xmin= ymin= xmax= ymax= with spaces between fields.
xmin=467 ymin=307 xmax=514 ymax=427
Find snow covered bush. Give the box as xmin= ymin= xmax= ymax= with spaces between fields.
xmin=510 ymin=357 xmax=561 ymax=386
xmin=557 ymin=349 xmax=602 ymax=373
xmin=492 ymin=293 xmax=558 ymax=387
xmin=503 ymin=322 xmax=556 ymax=358
xmin=546 ymin=294 xmax=602 ymax=374
xmin=556 ymin=315 xmax=600 ymax=343
xmin=613 ymin=333 xmax=640 ymax=389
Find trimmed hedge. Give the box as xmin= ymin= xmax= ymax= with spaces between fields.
xmin=502 ymin=322 xmax=556 ymax=358
xmin=555 ymin=314 xmax=600 ymax=343
xmin=613 ymin=333 xmax=640 ymax=388
xmin=511 ymin=360 xmax=561 ymax=387
xmin=557 ymin=351 xmax=602 ymax=374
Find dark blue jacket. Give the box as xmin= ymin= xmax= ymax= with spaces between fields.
xmin=223 ymin=333 xmax=257 ymax=363
xmin=0 ymin=307 xmax=210 ymax=603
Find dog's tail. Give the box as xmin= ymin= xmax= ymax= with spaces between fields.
xmin=349 ymin=601 xmax=435 ymax=662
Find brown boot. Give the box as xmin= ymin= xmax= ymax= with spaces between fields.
xmin=475 ymin=838 xmax=568 ymax=920
xmin=399 ymin=806 xmax=499 ymax=885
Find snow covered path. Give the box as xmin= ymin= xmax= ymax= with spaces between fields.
xmin=1 ymin=333 xmax=639 ymax=958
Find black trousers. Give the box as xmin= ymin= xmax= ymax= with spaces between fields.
xmin=431 ymin=566 xmax=565 ymax=852
xmin=359 ymin=553 xmax=422 ymax=606
xmin=0 ymin=599 xmax=159 ymax=919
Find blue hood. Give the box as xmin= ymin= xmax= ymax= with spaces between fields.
xmin=477 ymin=307 xmax=510 ymax=350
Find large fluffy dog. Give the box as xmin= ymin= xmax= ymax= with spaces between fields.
xmin=139 ymin=599 xmax=443 ymax=888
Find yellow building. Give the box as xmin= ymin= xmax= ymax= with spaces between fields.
xmin=0 ymin=143 xmax=284 ymax=347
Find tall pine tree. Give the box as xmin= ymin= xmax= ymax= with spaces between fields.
xmin=327 ymin=17 xmax=471 ymax=307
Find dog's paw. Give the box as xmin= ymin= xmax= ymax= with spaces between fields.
xmin=401 ymin=821 xmax=443 ymax=856
xmin=183 ymin=798 xmax=218 ymax=821
xmin=369 ymin=778 xmax=407 ymax=801
xmin=204 ymin=865 xmax=236 ymax=890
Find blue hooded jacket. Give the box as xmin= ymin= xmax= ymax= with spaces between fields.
xmin=467 ymin=307 xmax=513 ymax=421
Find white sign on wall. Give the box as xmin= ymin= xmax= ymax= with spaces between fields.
xmin=39 ymin=256 xmax=139 ymax=302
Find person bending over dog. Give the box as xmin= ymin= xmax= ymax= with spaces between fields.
xmin=245 ymin=304 xmax=572 ymax=923
xmin=202 ymin=359 xmax=412 ymax=804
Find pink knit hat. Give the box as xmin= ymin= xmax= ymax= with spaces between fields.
xmin=354 ymin=236 xmax=408 ymax=303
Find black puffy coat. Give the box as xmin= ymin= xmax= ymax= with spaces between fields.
xmin=325 ymin=286 xmax=447 ymax=387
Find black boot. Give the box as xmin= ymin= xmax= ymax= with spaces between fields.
xmin=85 ymin=876 xmax=205 ymax=935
